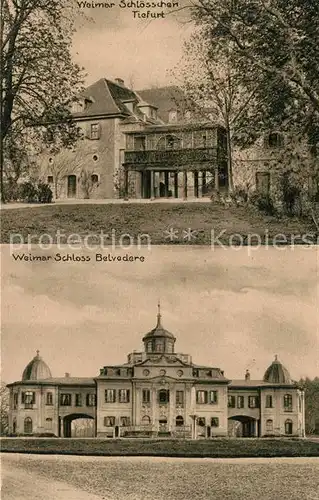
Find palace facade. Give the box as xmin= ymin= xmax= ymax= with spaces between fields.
xmin=7 ymin=308 xmax=305 ymax=439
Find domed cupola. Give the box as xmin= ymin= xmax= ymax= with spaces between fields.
xmin=22 ymin=351 xmax=52 ymax=381
xmin=142 ymin=303 xmax=176 ymax=354
xmin=263 ymin=355 xmax=292 ymax=384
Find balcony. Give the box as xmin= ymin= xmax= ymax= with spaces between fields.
xmin=123 ymin=147 xmax=218 ymax=170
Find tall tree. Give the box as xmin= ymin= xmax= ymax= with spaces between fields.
xmin=0 ymin=382 xmax=9 ymax=436
xmin=0 ymin=0 xmax=84 ymax=201
xmin=300 ymin=377 xmax=319 ymax=434
xmin=192 ymin=0 xmax=319 ymax=150
xmin=176 ymin=30 xmax=258 ymax=192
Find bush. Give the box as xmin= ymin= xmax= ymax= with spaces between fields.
xmin=37 ymin=182 xmax=53 ymax=203
xmin=250 ymin=192 xmax=276 ymax=216
xmin=18 ymin=181 xmax=53 ymax=204
xmin=19 ymin=182 xmax=38 ymax=203
xmin=3 ymin=180 xmax=20 ymax=201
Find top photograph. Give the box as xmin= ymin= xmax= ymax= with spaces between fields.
xmin=1 ymin=0 xmax=318 ymax=246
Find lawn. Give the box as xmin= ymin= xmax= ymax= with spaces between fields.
xmin=1 ymin=437 xmax=319 ymax=458
xmin=1 ymin=202 xmax=317 ymax=245
xmin=2 ymin=451 xmax=319 ymax=500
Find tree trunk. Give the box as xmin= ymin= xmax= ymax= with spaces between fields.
xmin=226 ymin=125 xmax=233 ymax=193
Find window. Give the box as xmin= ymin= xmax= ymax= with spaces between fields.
xmin=105 ymin=389 xmax=116 ymax=403
xmin=176 ymin=391 xmax=184 ymax=405
xmin=202 ymin=133 xmax=207 ymax=147
xmin=266 ymin=419 xmax=273 ymax=432
xmin=266 ymin=395 xmax=273 ymax=408
xmin=248 ymin=396 xmax=259 ymax=408
xmin=86 ymin=394 xmax=96 ymax=407
xmin=228 ymin=395 xmax=236 ymax=408
xmin=47 ymin=176 xmax=53 ymax=184
xmin=196 ymin=391 xmax=208 ymax=404
xmin=90 ymin=123 xmax=100 ymax=140
xmin=104 ymin=416 xmax=115 ymax=427
xmin=118 ymin=389 xmax=130 ymax=403
xmin=146 ymin=341 xmax=153 ymax=353
xmin=155 ymin=340 xmax=163 ymax=352
xmin=13 ymin=393 xmax=18 ymax=409
xmin=176 ymin=415 xmax=184 ymax=427
xmin=46 ymin=392 xmax=53 ymax=405
xmin=266 ymin=132 xmax=284 ymax=148
xmin=168 ymin=110 xmax=177 ymax=123
xmin=285 ymin=419 xmax=293 ymax=435
xmin=24 ymin=417 xmax=32 ymax=434
xmin=209 ymin=391 xmax=218 ymax=404
xmin=60 ymin=394 xmax=72 ymax=406
xmin=142 ymin=389 xmax=151 ymax=404
xmin=193 ymin=369 xmax=199 ymax=377
xmin=22 ymin=391 xmax=35 ymax=408
xmin=256 ymin=172 xmax=270 ymax=195
xmin=141 ymin=415 xmax=151 ymax=426
xmin=197 ymin=417 xmax=206 ymax=427
xmin=75 ymin=394 xmax=82 ymax=407
xmin=45 ymin=418 xmax=53 ymax=430
xmin=134 ymin=136 xmax=146 ymax=151
xmin=91 ymin=174 xmax=98 ymax=183
xmin=159 ymin=389 xmax=169 ymax=404
xmin=120 ymin=416 xmax=130 ymax=427
xmin=237 ymin=396 xmax=245 ymax=408
xmin=284 ymin=394 xmax=293 ymax=412
xmin=211 ymin=417 xmax=219 ymax=428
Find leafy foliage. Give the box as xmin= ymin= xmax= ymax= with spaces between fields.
xmin=1 ymin=0 xmax=85 ymax=200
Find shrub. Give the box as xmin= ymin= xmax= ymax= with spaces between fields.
xmin=250 ymin=192 xmax=276 ymax=216
xmin=3 ymin=180 xmax=20 ymax=201
xmin=37 ymin=182 xmax=53 ymax=203
xmin=19 ymin=182 xmax=38 ymax=203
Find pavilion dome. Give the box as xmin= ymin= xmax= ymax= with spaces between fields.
xmin=142 ymin=307 xmax=175 ymax=342
xmin=22 ymin=351 xmax=52 ymax=381
xmin=142 ymin=304 xmax=176 ymax=354
xmin=263 ymin=355 xmax=292 ymax=384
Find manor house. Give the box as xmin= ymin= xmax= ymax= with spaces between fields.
xmin=7 ymin=307 xmax=305 ymax=439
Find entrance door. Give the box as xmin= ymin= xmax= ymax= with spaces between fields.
xmin=159 ymin=418 xmax=168 ymax=432
xmin=142 ymin=171 xmax=151 ymax=199
xmin=67 ymin=175 xmax=77 ymax=198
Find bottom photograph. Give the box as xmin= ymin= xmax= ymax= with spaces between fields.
xmin=1 ymin=245 xmax=319 ymax=500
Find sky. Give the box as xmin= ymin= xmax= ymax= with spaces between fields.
xmin=1 ymin=245 xmax=318 ymax=384
xmin=72 ymin=1 xmax=193 ymax=88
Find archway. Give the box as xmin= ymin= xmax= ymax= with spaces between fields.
xmin=228 ymin=415 xmax=259 ymax=437
xmin=61 ymin=413 xmax=95 ymax=438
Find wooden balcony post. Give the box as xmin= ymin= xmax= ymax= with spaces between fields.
xmin=194 ymin=171 xmax=199 ymax=198
xmin=150 ymin=170 xmax=156 ymax=200
xmin=164 ymin=171 xmax=169 ymax=197
xmin=174 ymin=172 xmax=179 ymax=198
xmin=183 ymin=170 xmax=188 ymax=200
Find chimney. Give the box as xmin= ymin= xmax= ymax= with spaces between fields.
xmin=245 ymin=369 xmax=250 ymax=381
xmin=115 ymin=78 xmax=125 ymax=86
xmin=65 ymin=372 xmax=70 ymax=378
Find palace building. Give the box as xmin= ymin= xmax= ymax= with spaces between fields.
xmin=7 ymin=307 xmax=305 ymax=439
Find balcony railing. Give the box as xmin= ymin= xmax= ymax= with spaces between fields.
xmin=124 ymin=148 xmax=218 ymax=168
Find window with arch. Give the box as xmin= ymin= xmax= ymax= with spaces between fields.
xmin=157 ymin=134 xmax=181 ymax=151
xmin=283 ymin=394 xmax=293 ymax=411
xmin=266 ymin=132 xmax=284 ymax=148
xmin=158 ymin=389 xmax=169 ymax=404
xmin=45 ymin=418 xmax=53 ymax=430
xmin=176 ymin=415 xmax=184 ymax=427
xmin=24 ymin=417 xmax=33 ymax=434
xmin=285 ymin=419 xmax=293 ymax=435
xmin=141 ymin=415 xmax=151 ymax=426
xmin=266 ymin=419 xmax=273 ymax=432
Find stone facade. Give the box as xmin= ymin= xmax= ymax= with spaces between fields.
xmin=7 ymin=311 xmax=305 ymax=439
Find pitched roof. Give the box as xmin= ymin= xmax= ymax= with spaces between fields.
xmin=73 ymin=78 xmax=137 ymax=119
xmin=137 ymin=86 xmax=190 ymax=122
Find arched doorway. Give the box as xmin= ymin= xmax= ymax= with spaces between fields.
xmin=67 ymin=175 xmax=77 ymax=198
xmin=228 ymin=416 xmax=259 ymax=437
xmin=24 ymin=417 xmax=33 ymax=434
xmin=61 ymin=414 xmax=94 ymax=438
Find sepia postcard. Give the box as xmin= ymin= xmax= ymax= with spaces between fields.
xmin=1 ymin=0 xmax=319 ymax=499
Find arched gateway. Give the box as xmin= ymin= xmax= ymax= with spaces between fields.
xmin=60 ymin=413 xmax=94 ymax=438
